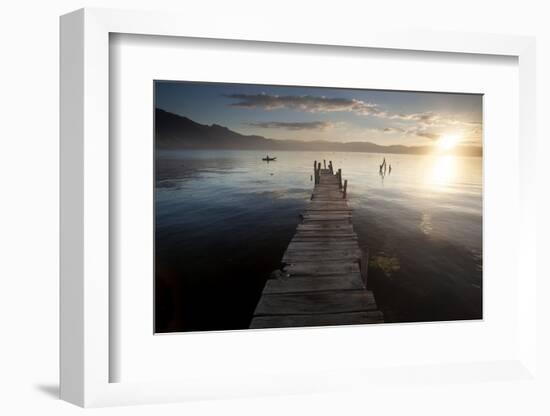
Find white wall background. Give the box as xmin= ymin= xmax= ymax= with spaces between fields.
xmin=0 ymin=0 xmax=548 ymax=414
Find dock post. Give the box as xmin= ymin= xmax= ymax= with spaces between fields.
xmin=343 ymin=179 xmax=348 ymax=199
xmin=337 ymin=169 xmax=342 ymax=189
xmin=313 ymin=160 xmax=317 ymax=184
xmin=329 ymin=161 xmax=333 ymax=173
xmin=323 ymin=160 xmax=326 ymax=169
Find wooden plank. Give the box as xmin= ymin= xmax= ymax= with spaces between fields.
xmin=250 ymin=311 xmax=384 ymax=329
xmin=305 ymin=212 xmax=348 ymax=216
xmin=285 ymin=262 xmax=360 ymax=276
xmin=263 ymin=274 xmax=365 ymax=294
xmin=286 ymin=242 xmax=359 ymax=251
xmin=312 ymin=194 xmax=341 ymax=197
xmin=294 ymin=232 xmax=357 ymax=238
xmin=308 ymin=200 xmax=348 ymax=204
xmin=302 ymin=217 xmax=351 ymax=221
xmin=296 ymin=224 xmax=353 ymax=231
xmin=301 ymin=219 xmax=352 ymax=224
xmin=292 ymin=232 xmax=356 ymax=237
xmin=301 ymin=219 xmax=350 ymax=225
xmin=291 ymin=240 xmax=358 ymax=245
xmin=303 ymin=211 xmax=352 ymax=216
xmin=291 ymin=237 xmax=358 ymax=243
xmin=253 ymin=290 xmax=378 ymax=315
xmin=284 ymin=246 xmax=361 ymax=254
xmin=284 ymin=249 xmax=360 ymax=258
xmin=306 ymin=207 xmax=350 ymax=212
xmin=305 ymin=207 xmax=351 ymax=211
xmin=283 ymin=250 xmax=361 ymax=263
xmin=307 ymin=201 xmax=348 ymax=204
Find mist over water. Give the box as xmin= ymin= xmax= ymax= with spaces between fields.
xmin=155 ymin=149 xmax=482 ymax=332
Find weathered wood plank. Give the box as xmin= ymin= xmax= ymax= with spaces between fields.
xmin=283 ymin=250 xmax=361 ymax=263
xmin=302 ymin=216 xmax=352 ymax=222
xmin=307 ymin=206 xmax=347 ymax=210
xmin=284 ymin=246 xmax=361 ymax=254
xmin=263 ymin=274 xmax=365 ymax=294
xmin=253 ymin=290 xmax=378 ymax=315
xmin=303 ymin=211 xmax=352 ymax=217
xmin=285 ymin=262 xmax=360 ymax=276
xmin=250 ymin=311 xmax=384 ymax=329
xmin=297 ymin=224 xmax=355 ymax=229
xmin=312 ymin=193 xmax=344 ymax=197
xmin=296 ymin=228 xmax=353 ymax=233
xmin=291 ymin=237 xmax=358 ymax=243
xmin=286 ymin=242 xmax=359 ymax=251
xmin=294 ymin=232 xmax=358 ymax=238
xmin=306 ymin=207 xmax=350 ymax=212
xmin=301 ymin=219 xmax=351 ymax=225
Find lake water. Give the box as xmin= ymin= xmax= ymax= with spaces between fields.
xmin=155 ymin=149 xmax=482 ymax=332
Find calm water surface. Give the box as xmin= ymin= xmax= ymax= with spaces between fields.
xmin=155 ymin=150 xmax=482 ymax=332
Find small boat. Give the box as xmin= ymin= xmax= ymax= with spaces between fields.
xmin=262 ymin=156 xmax=277 ymax=161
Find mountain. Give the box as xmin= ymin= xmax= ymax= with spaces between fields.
xmin=155 ymin=108 xmax=482 ymax=156
xmin=155 ymin=108 xmax=271 ymax=150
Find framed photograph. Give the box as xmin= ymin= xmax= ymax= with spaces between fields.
xmin=60 ymin=8 xmax=538 ymax=407
xmin=153 ymin=80 xmax=483 ymax=333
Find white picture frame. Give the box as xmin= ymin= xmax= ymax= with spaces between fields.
xmin=60 ymin=7 xmax=537 ymax=407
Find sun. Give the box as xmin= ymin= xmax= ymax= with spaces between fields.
xmin=437 ymin=134 xmax=460 ymax=151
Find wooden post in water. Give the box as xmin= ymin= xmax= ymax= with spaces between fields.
xmin=329 ymin=161 xmax=333 ymax=173
xmin=343 ymin=179 xmax=348 ymax=199
xmin=337 ymin=169 xmax=342 ymax=189
xmin=323 ymin=160 xmax=326 ymax=169
xmin=313 ymin=160 xmax=317 ymax=184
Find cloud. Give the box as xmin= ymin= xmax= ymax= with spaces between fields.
xmin=224 ymin=93 xmax=387 ymax=117
xmin=391 ymin=111 xmax=440 ymax=125
xmin=375 ymin=126 xmax=439 ymax=141
xmin=381 ymin=127 xmax=406 ymax=133
xmin=225 ymin=93 xmax=481 ymax=144
xmin=224 ymin=93 xmax=456 ymax=128
xmin=413 ymin=129 xmax=439 ymax=140
xmin=248 ymin=121 xmax=333 ymax=131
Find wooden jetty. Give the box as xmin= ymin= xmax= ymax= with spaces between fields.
xmin=250 ymin=160 xmax=384 ymax=329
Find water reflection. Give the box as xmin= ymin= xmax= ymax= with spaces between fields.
xmin=419 ymin=212 xmax=433 ymax=235
xmin=427 ymin=155 xmax=457 ymax=187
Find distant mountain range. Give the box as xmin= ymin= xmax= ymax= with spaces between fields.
xmin=155 ymin=108 xmax=482 ymax=156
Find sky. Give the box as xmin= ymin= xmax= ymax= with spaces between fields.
xmin=155 ymin=81 xmax=482 ymax=148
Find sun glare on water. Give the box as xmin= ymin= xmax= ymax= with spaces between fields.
xmin=429 ymin=155 xmax=457 ymax=186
